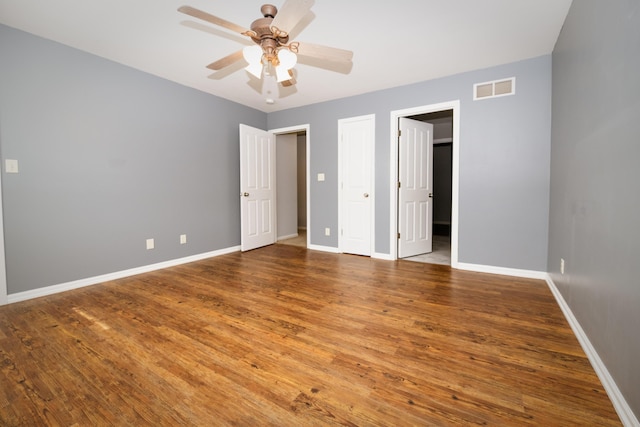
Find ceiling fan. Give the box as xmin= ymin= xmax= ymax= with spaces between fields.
xmin=178 ymin=0 xmax=353 ymax=88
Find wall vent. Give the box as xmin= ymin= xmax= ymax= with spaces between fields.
xmin=473 ymin=77 xmax=515 ymax=100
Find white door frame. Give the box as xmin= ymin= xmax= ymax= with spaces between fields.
xmin=0 ymin=169 xmax=6 ymax=305
xmin=338 ymin=114 xmax=375 ymax=256
xmin=389 ymin=101 xmax=460 ymax=266
xmin=269 ymin=124 xmax=310 ymax=249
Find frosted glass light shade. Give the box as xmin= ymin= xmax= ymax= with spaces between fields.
xmin=243 ymin=45 xmax=263 ymax=78
xmin=278 ymin=49 xmax=297 ymax=69
xmin=275 ymin=49 xmax=297 ymax=82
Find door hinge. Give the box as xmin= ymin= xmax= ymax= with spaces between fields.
xmin=398 ymin=129 xmax=402 ymax=137
xmin=397 ymin=232 xmax=401 ymax=239
xmin=398 ymin=182 xmax=401 ymax=189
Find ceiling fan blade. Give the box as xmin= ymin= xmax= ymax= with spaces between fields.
xmin=206 ymin=50 xmax=245 ymax=71
xmin=178 ymin=5 xmax=249 ymax=35
xmin=280 ymin=70 xmax=297 ymax=87
xmin=294 ymin=42 xmax=353 ymax=63
xmin=271 ymin=0 xmax=315 ymax=35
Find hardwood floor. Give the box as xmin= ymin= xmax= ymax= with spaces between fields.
xmin=0 ymin=245 xmax=620 ymax=426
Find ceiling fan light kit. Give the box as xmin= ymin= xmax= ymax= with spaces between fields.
xmin=242 ymin=44 xmax=297 ymax=83
xmin=178 ymin=0 xmax=353 ymax=97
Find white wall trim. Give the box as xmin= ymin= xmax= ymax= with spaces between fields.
xmin=7 ymin=246 xmax=240 ymax=305
xmin=277 ymin=233 xmax=299 ymax=241
xmin=0 ymin=166 xmax=6 ymax=305
xmin=545 ymin=275 xmax=639 ymax=427
xmin=456 ymin=262 xmax=547 ymax=280
xmin=372 ymin=252 xmax=394 ymax=261
xmin=390 ymin=101 xmax=460 ymax=267
xmin=307 ymin=244 xmax=340 ymax=254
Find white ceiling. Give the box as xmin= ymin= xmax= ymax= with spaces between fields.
xmin=0 ymin=0 xmax=572 ymax=112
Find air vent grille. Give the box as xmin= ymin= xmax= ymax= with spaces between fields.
xmin=473 ymin=77 xmax=515 ymax=100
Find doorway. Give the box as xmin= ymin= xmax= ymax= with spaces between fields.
xmin=272 ymin=125 xmax=310 ymax=249
xmin=390 ymin=101 xmax=460 ymax=267
xmin=275 ymin=130 xmax=308 ymax=248
xmin=403 ymin=110 xmax=452 ymax=265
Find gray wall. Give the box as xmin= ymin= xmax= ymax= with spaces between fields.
xmin=1 ymin=23 xmax=553 ymax=296
xmin=268 ymin=55 xmax=552 ymax=270
xmin=549 ymin=0 xmax=640 ymax=419
xmin=0 ymin=24 xmax=266 ymax=294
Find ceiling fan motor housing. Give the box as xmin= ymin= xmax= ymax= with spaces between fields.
xmin=249 ymin=4 xmax=290 ymax=63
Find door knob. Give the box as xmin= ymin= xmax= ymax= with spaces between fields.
xmin=364 ymin=193 xmax=369 ymax=198
xmin=242 ymin=192 xmax=250 ymax=197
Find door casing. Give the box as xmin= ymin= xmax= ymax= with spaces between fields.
xmin=270 ymin=124 xmax=310 ymax=249
xmin=0 ymin=169 xmax=6 ymax=305
xmin=389 ymin=101 xmax=460 ymax=266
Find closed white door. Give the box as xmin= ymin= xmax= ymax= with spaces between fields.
xmin=239 ymin=124 xmax=276 ymax=251
xmin=398 ymin=118 xmax=433 ymax=258
xmin=339 ymin=115 xmax=374 ymax=256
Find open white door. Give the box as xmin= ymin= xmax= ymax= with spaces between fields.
xmin=339 ymin=115 xmax=374 ymax=256
xmin=398 ymin=117 xmax=433 ymax=258
xmin=240 ymin=124 xmax=276 ymax=251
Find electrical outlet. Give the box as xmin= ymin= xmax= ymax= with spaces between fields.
xmin=146 ymin=238 xmax=155 ymax=250
xmin=5 ymin=159 xmax=19 ymax=173
xmin=180 ymin=234 xmax=187 ymax=244
xmin=325 ymin=228 xmax=330 ymax=236
xmin=560 ymin=258 xmax=565 ymax=275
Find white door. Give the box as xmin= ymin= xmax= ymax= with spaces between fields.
xmin=339 ymin=115 xmax=374 ymax=256
xmin=398 ymin=117 xmax=433 ymax=258
xmin=239 ymin=124 xmax=276 ymax=251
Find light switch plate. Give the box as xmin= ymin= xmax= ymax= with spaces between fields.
xmin=317 ymin=173 xmax=325 ymax=182
xmin=5 ymin=159 xmax=19 ymax=173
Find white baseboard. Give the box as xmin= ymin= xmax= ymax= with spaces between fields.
xmin=307 ymin=244 xmax=340 ymax=254
xmin=456 ymin=262 xmax=547 ymax=280
xmin=545 ymin=275 xmax=638 ymax=427
xmin=373 ymin=252 xmax=394 ymax=261
xmin=277 ymin=233 xmax=299 ymax=241
xmin=7 ymin=245 xmax=241 ymax=304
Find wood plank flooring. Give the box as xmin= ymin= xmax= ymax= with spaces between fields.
xmin=0 ymin=244 xmax=621 ymax=425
